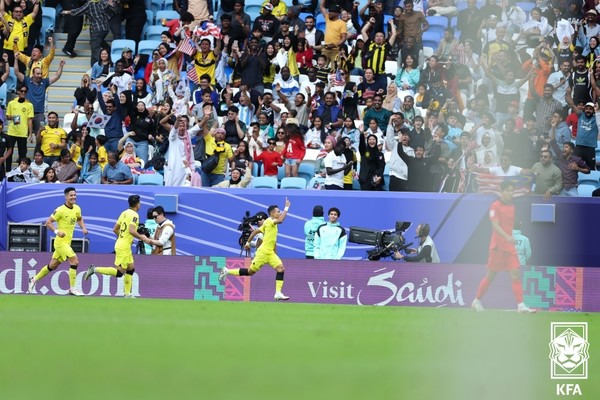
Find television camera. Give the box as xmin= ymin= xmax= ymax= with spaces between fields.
xmin=349 ymin=222 xmax=413 ymax=261
xmin=237 ymin=211 xmax=267 ymax=256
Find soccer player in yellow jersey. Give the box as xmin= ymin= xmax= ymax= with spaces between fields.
xmin=83 ymin=195 xmax=150 ymax=297
xmin=219 ymin=198 xmax=292 ymax=301
xmin=28 ymin=187 xmax=88 ymax=296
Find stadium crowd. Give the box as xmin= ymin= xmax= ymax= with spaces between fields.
xmin=0 ymin=0 xmax=599 ymax=196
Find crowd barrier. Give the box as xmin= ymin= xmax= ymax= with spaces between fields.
xmin=2 ymin=252 xmax=599 ymax=312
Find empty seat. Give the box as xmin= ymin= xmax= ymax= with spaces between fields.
xmin=137 ymin=40 xmax=161 ymax=56
xmin=251 ymin=176 xmax=278 ymax=189
xmin=280 ymin=177 xmax=307 ymax=189
xmin=155 ymin=10 xmax=180 ymax=24
xmin=145 ymin=25 xmax=166 ymax=41
xmin=137 ymin=173 xmax=164 ymax=185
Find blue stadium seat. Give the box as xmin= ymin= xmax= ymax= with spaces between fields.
xmin=352 ymin=179 xmax=361 ymax=190
xmin=299 ymin=12 xmax=314 ymax=21
xmin=426 ymin=25 xmax=445 ymax=37
xmin=307 ymin=176 xmax=326 ymax=189
xmin=383 ymin=15 xmax=394 ymax=34
xmin=137 ymin=173 xmax=164 ymax=185
xmin=316 ymin=21 xmax=326 ymax=32
xmin=252 ymin=162 xmax=262 ymax=177
xmin=5 ymin=68 xmax=16 ymax=92
xmin=137 ymin=40 xmax=161 ymax=56
xmin=516 ymin=2 xmax=535 ymax=16
xmin=251 ymin=176 xmax=278 ymax=189
xmin=245 ymin=4 xmax=263 ymax=16
xmin=145 ymin=25 xmax=166 ymax=41
xmin=280 ymin=177 xmax=307 ymax=189
xmin=111 ymin=39 xmax=137 ymax=62
xmin=578 ymin=184 xmax=596 ymax=197
xmin=426 ymin=16 xmax=448 ymax=28
xmin=297 ymin=163 xmax=315 ymax=185
xmin=245 ymin=0 xmax=264 ymax=6
xmin=155 ymin=10 xmax=180 ymax=24
xmin=151 ymin=0 xmax=174 ymax=14
xmin=449 ymin=16 xmax=457 ymax=27
xmin=0 ymin=83 xmax=7 ymax=107
xmin=41 ymin=7 xmax=56 ymax=45
xmin=247 ymin=10 xmax=260 ymax=22
xmin=277 ymin=165 xmax=286 ymax=181
xmin=578 ymin=171 xmax=600 ymax=187
xmin=145 ymin=9 xmax=155 ymax=26
xmin=422 ymin=31 xmax=442 ymax=50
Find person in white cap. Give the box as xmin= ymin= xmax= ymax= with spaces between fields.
xmin=577 ymin=9 xmax=600 ymax=49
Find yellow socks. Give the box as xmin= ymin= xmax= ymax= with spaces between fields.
xmin=275 ymin=279 xmax=284 ymax=293
xmin=95 ymin=267 xmax=118 ymax=276
xmin=124 ymin=273 xmax=132 ymax=295
xmin=34 ymin=265 xmax=51 ymax=282
xmin=68 ymin=266 xmax=77 ymax=288
xmin=228 ymin=269 xmax=241 ymax=276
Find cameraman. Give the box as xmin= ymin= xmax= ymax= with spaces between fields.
xmin=249 ymin=212 xmax=268 ymax=251
xmin=394 ymin=224 xmax=440 ymax=263
xmin=147 ymin=206 xmax=176 ymax=255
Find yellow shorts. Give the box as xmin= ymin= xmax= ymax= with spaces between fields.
xmin=52 ymin=245 xmax=76 ymax=263
xmin=114 ymin=248 xmax=134 ymax=268
xmin=249 ymin=251 xmax=282 ymax=272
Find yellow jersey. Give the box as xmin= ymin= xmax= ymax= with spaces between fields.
xmin=97 ymin=145 xmax=108 ymax=170
xmin=52 ymin=204 xmax=81 ymax=248
xmin=39 ymin=125 xmax=67 ymax=157
xmin=194 ymin=51 xmax=217 ymax=85
xmin=3 ymin=13 xmax=34 ymax=52
xmin=115 ymin=208 xmax=139 ymax=252
xmin=204 ymin=134 xmax=233 ymax=175
xmin=257 ymin=218 xmax=278 ymax=254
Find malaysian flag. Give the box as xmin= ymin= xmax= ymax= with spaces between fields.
xmin=473 ymin=173 xmax=534 ymax=197
xmin=177 ymin=38 xmax=196 ymax=56
xmin=187 ymin=63 xmax=199 ymax=84
xmin=193 ymin=21 xmax=222 ymax=40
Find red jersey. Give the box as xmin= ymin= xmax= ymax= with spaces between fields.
xmin=282 ymin=137 xmax=306 ymax=160
xmin=566 ymin=112 xmax=578 ymax=138
xmin=489 ymin=199 xmax=515 ymax=252
xmin=254 ymin=150 xmax=283 ymax=176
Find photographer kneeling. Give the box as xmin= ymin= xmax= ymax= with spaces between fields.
xmin=394 ymin=224 xmax=440 ymax=263
xmin=147 ymin=206 xmax=176 ymax=255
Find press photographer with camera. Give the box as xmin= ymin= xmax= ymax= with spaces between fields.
xmin=146 ymin=206 xmax=176 ymax=256
xmin=394 ymin=223 xmax=440 ymax=263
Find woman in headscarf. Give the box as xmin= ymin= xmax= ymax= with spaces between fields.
xmin=118 ymin=137 xmax=144 ymax=176
xmin=358 ymin=129 xmax=386 ymax=191
xmin=150 ymin=57 xmax=176 ymax=105
xmin=79 ymin=150 xmax=102 ymax=184
xmin=52 ymin=149 xmax=79 ymax=183
xmin=382 ymin=82 xmax=402 ymax=112
xmin=583 ymin=36 xmax=600 ymax=68
xmin=475 ymin=133 xmax=500 ymax=168
xmin=213 ymin=165 xmax=252 ymax=188
xmin=165 ymin=115 xmax=201 ymax=187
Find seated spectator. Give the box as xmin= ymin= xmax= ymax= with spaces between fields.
xmin=358 ymin=68 xmax=385 ymax=104
xmin=6 ymin=157 xmax=33 ymax=182
xmin=339 ymin=117 xmax=360 ymax=151
xmin=79 ymin=150 xmax=102 ymax=184
xmin=40 ymin=166 xmax=59 ymax=183
xmin=144 ymin=51 xmax=160 ymax=84
xmin=91 ymin=48 xmax=114 ymax=85
xmin=363 ymin=94 xmax=392 ymax=133
xmin=150 ymin=58 xmax=176 ymax=105
xmin=132 ymin=79 xmax=153 ymax=108
xmin=30 ymin=150 xmax=48 ymax=183
xmin=305 ymin=116 xmax=327 ymax=149
xmin=101 ymin=151 xmax=134 ymax=185
xmin=363 ymin=118 xmax=384 ymax=148
xmin=314 ymin=91 xmax=343 ymax=130
xmin=213 ymin=165 xmax=252 ymax=188
xmin=382 ymin=83 xmax=402 ymax=112
xmin=273 ymin=67 xmax=300 ymax=102
xmin=52 ymin=149 xmax=79 ymax=183
xmin=118 ymin=137 xmax=143 ymax=176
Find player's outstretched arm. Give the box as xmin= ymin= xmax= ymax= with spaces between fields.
xmin=274 ymin=198 xmax=291 ymax=225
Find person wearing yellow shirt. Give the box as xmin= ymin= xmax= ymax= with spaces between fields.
xmin=262 ymin=0 xmax=287 ymax=20
xmin=5 ymin=86 xmax=34 ymax=173
xmin=14 ymin=35 xmax=56 ymax=78
xmin=319 ymin=0 xmax=347 ymax=68
xmin=193 ymin=37 xmax=222 ymax=86
xmin=201 ymin=127 xmax=234 ymax=187
xmin=84 ymin=195 xmax=151 ymax=298
xmin=37 ymin=111 xmax=67 ymax=165
xmin=1 ymin=0 xmax=40 ymax=65
xmin=220 ymin=198 xmax=292 ymax=301
xmin=28 ymin=187 xmax=89 ymax=296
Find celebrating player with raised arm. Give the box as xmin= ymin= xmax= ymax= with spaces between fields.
xmin=28 ymin=187 xmax=88 ymax=296
xmin=220 ymin=198 xmax=292 ymax=301
xmin=472 ymin=181 xmax=535 ymax=313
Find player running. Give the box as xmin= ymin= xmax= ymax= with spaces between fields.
xmin=84 ymin=195 xmax=150 ymax=297
xmin=219 ymin=198 xmax=292 ymax=301
xmin=28 ymin=187 xmax=88 ymax=296
xmin=472 ymin=181 xmax=535 ymax=313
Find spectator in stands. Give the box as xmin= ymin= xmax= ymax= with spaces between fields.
xmin=62 ymin=0 xmax=117 ymax=67
xmin=122 ymin=0 xmax=147 ymax=43
xmin=15 ymin=60 xmax=65 ymax=136
xmin=6 ymin=157 xmax=33 ymax=182
xmin=37 ymin=111 xmax=67 ymax=166
xmin=565 ymin=101 xmax=600 ymax=171
xmin=253 ymin=137 xmax=282 ymax=177
xmin=40 ymin=166 xmax=58 ymax=183
xmin=358 ymin=68 xmax=385 ymax=103
xmin=314 ymin=91 xmax=343 ymax=130
xmin=214 ymin=164 xmax=252 ymax=188
xmin=74 ymin=74 xmax=97 ymax=108
xmin=281 ymin=120 xmax=305 ymax=177
xmin=358 ymin=129 xmax=385 ymax=191
xmin=398 ymin=0 xmax=428 ymax=48
xmin=324 ymin=138 xmax=351 ymax=190
xmin=531 ymin=149 xmax=563 ymax=200
xmin=231 ymin=140 xmax=253 ymax=171
xmin=273 ymin=67 xmax=300 ymax=102
xmin=30 ymin=149 xmax=48 ymax=183
xmin=395 ymin=54 xmax=420 ymax=100
xmin=428 ymin=0 xmax=457 ymax=17
xmin=548 ymin=111 xmax=571 ymax=149
xmin=305 ymin=116 xmax=327 ymax=149
xmin=102 ymin=59 xmax=132 ymax=95
xmin=96 ymin=84 xmax=124 ymax=153
xmin=101 ymin=151 xmax=133 ymax=185
xmin=52 ymin=148 xmax=79 ymax=183
xmin=253 ymin=3 xmax=279 ymax=42
xmin=5 ymin=85 xmax=34 ymax=172
xmin=549 ymin=139 xmax=589 ymax=197
xmin=319 ymin=0 xmax=347 ymax=68
xmin=339 ymin=117 xmax=360 ymax=151
xmin=577 ymin=9 xmax=600 ymax=50
xmin=314 ymin=207 xmax=347 ymax=260
xmin=238 ymin=38 xmax=267 ymax=93
xmin=532 ymin=84 xmax=563 ymax=135
xmin=457 ymin=0 xmax=483 ymax=53
xmin=303 ymin=15 xmax=324 ymax=51
xmin=361 ymin=16 xmax=396 ymax=89
xmin=1 ymin=0 xmax=39 ymax=65
xmin=198 ymin=127 xmax=234 ymax=186
xmin=363 ymin=94 xmax=391 ymax=132
xmin=91 ymin=48 xmax=114 ymax=85
xmin=304 ymin=205 xmax=325 ymax=259
xmin=398 ymin=133 xmax=442 ymax=192
xmin=15 ymin=36 xmax=54 ymax=78
xmin=127 ymin=101 xmax=153 ymax=164
xmin=229 ymin=0 xmax=251 ymax=34
xmin=79 ymin=150 xmax=102 ymax=184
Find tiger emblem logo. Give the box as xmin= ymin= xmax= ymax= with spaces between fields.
xmin=549 ymin=324 xmax=589 ymax=378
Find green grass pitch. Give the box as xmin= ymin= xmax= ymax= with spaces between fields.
xmin=1 ymin=296 xmax=598 ymax=400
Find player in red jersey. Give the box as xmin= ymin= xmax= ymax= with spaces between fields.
xmin=472 ymin=181 xmax=536 ymax=313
